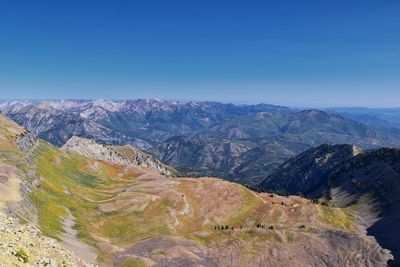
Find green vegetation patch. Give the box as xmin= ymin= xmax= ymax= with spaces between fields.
xmin=14 ymin=248 xmax=29 ymax=263
xmin=29 ymin=139 xmax=176 ymax=258
xmin=319 ymin=205 xmax=354 ymax=231
xmin=29 ymin=141 xmax=100 ymax=241
xmin=102 ymin=198 xmax=171 ymax=244
xmin=121 ymin=257 xmax=147 ymax=267
xmin=227 ymin=187 xmax=263 ymax=226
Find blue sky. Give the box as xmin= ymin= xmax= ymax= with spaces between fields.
xmin=0 ymin=0 xmax=399 ymax=107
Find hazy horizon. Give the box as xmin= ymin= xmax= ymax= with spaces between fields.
xmin=1 ymin=97 xmax=400 ymax=109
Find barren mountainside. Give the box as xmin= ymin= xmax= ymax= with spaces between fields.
xmin=0 ymin=212 xmax=90 ymax=266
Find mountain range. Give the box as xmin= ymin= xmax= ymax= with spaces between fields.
xmin=0 ymin=112 xmax=392 ymax=266
xmin=0 ymin=99 xmax=289 ymax=149
xmin=2 ymin=99 xmax=400 ymax=186
xmin=326 ymin=107 xmax=400 ymax=126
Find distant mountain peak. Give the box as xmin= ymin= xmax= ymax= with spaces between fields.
xmin=301 ymin=109 xmax=326 ymax=115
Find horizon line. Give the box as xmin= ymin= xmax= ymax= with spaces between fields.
xmin=0 ymin=98 xmax=399 ymax=110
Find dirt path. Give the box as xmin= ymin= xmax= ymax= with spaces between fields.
xmin=0 ymin=163 xmax=22 ymax=210
xmin=60 ymin=209 xmax=98 ymax=264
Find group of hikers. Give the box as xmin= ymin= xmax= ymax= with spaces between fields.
xmin=214 ymin=225 xmax=242 ymax=231
xmin=214 ymin=224 xmax=274 ymax=231
xmin=214 ymin=223 xmax=306 ymax=231
xmin=256 ymin=224 xmax=274 ymax=229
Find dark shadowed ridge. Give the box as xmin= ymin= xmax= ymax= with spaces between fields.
xmin=259 ymin=145 xmax=400 ymax=266
xmin=259 ymin=144 xmax=360 ymax=196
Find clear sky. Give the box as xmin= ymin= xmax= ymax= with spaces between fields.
xmin=0 ymin=0 xmax=399 ymax=107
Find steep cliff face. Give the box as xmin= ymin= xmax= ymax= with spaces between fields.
xmin=0 ymin=113 xmax=38 ymax=220
xmin=61 ymin=136 xmax=178 ymax=176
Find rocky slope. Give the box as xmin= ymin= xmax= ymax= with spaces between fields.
xmin=0 ymin=113 xmax=393 ymax=266
xmin=0 ymin=212 xmax=90 ymax=266
xmin=0 ymin=113 xmax=90 ymax=266
xmin=259 ymin=145 xmax=400 ymax=266
xmin=61 ymin=136 xmax=177 ymax=176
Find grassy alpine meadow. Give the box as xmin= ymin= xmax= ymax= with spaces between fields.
xmin=29 ymin=141 xmax=99 ymax=240
xmin=28 ymin=140 xmax=177 ymax=255
xmin=28 ymin=141 xmax=358 ymax=256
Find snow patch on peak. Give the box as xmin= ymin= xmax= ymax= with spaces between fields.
xmin=36 ymin=101 xmax=55 ymax=110
xmin=352 ymin=145 xmax=363 ymax=156
xmin=0 ymin=100 xmax=32 ymax=113
xmin=92 ymin=99 xmax=124 ymax=112
xmin=48 ymin=100 xmax=81 ymax=110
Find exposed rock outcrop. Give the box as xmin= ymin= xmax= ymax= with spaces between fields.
xmin=61 ymin=136 xmax=177 ymax=176
xmin=16 ymin=131 xmax=37 ymax=154
xmin=0 ymin=212 xmax=91 ymax=266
